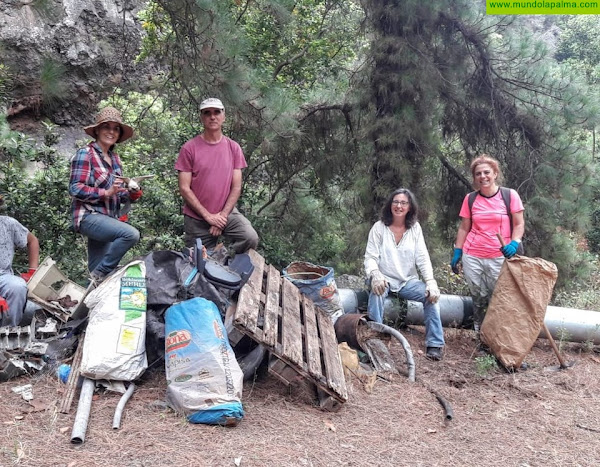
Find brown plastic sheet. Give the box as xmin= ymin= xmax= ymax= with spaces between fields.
xmin=480 ymin=256 xmax=558 ymax=370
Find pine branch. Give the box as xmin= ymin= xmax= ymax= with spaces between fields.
xmin=437 ymin=154 xmax=471 ymax=190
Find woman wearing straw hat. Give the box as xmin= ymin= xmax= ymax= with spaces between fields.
xmin=69 ymin=106 xmax=142 ymax=284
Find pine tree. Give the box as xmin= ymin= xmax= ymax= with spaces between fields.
xmin=360 ymin=0 xmax=599 ymax=281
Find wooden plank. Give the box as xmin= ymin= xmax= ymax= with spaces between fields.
xmin=235 ymin=249 xmax=264 ymax=333
xmin=316 ymin=387 xmax=343 ymax=413
xmin=302 ymin=296 xmax=323 ymax=378
xmin=268 ymin=354 xmax=301 ymax=386
xmin=317 ymin=309 xmax=348 ymax=401
xmin=262 ymin=265 xmax=280 ymax=348
xmin=224 ymin=303 xmax=245 ymax=346
xmin=281 ymin=278 xmax=303 ymax=366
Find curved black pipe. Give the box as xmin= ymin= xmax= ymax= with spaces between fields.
xmin=431 ymin=389 xmax=454 ymax=421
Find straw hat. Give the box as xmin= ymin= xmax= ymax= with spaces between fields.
xmin=83 ymin=107 xmax=134 ymax=143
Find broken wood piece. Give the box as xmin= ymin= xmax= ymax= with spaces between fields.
xmin=59 ymin=334 xmax=84 ymax=414
xmin=359 ymin=338 xmax=398 ymax=381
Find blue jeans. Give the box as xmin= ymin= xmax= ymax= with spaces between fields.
xmin=79 ymin=213 xmax=140 ymax=276
xmin=367 ymin=278 xmax=445 ymax=348
xmin=0 ymin=273 xmax=27 ymax=327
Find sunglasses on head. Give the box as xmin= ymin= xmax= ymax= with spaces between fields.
xmin=202 ymin=109 xmax=223 ymax=116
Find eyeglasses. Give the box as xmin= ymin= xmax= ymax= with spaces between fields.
xmin=202 ymin=109 xmax=223 ymax=116
xmin=392 ymin=200 xmax=409 ymax=207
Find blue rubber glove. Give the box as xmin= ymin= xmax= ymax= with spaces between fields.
xmin=501 ymin=240 xmax=519 ymax=259
xmin=451 ymin=248 xmax=463 ymax=274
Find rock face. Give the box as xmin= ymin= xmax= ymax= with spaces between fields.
xmin=0 ymin=0 xmax=148 ymax=127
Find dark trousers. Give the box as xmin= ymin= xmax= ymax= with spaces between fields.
xmin=184 ymin=208 xmax=259 ymax=253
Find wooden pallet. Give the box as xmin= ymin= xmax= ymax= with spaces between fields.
xmin=233 ymin=250 xmax=348 ymax=409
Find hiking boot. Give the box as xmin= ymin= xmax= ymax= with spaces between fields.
xmin=89 ymin=270 xmax=107 ymax=287
xmin=504 ymin=361 xmax=529 ymax=373
xmin=426 ymin=347 xmax=443 ymax=361
xmin=476 ymin=342 xmax=490 ymax=356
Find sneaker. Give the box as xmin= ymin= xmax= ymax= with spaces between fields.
xmin=426 ymin=347 xmax=443 ymax=361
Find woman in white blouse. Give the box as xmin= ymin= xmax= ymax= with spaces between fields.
xmin=364 ymin=188 xmax=445 ymax=361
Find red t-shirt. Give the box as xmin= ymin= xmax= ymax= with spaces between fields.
xmin=459 ymin=189 xmax=524 ymax=258
xmin=175 ymin=136 xmax=247 ymax=218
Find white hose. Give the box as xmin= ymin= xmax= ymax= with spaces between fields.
xmin=112 ymin=383 xmax=136 ymax=430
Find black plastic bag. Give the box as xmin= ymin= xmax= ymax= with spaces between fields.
xmin=142 ymin=250 xmax=227 ymax=313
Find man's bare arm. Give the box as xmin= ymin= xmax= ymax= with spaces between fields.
xmin=220 ymin=169 xmax=243 ymax=217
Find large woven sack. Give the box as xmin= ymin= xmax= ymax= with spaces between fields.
xmin=480 ymin=256 xmax=558 ymax=370
xmin=81 ymin=261 xmax=148 ymax=381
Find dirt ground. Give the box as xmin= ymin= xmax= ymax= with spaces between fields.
xmin=1 ymin=326 xmax=599 ymax=467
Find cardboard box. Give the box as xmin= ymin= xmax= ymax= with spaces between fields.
xmin=26 ymin=257 xmax=86 ymax=322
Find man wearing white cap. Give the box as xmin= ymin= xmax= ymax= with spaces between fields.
xmin=175 ymin=98 xmax=259 ymax=253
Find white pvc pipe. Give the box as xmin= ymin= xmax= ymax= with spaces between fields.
xmin=405 ymin=295 xmax=473 ymax=328
xmin=71 ymin=378 xmax=95 ymax=444
xmin=338 ymin=289 xmax=600 ymax=345
xmin=544 ymin=305 xmax=600 ymax=344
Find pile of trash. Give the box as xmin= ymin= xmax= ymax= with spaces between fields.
xmin=7 ymin=244 xmax=408 ymax=443
xmin=0 ymin=304 xmax=85 ymax=383
xmin=3 ymin=244 xmax=258 ymax=433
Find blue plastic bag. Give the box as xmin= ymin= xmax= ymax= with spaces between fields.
xmin=165 ymin=297 xmax=244 ymax=426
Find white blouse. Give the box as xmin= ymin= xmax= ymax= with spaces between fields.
xmin=364 ymin=221 xmax=434 ymax=292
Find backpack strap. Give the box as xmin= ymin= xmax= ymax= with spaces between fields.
xmin=467 ymin=191 xmax=478 ymax=217
xmin=499 ymin=186 xmax=513 ymax=233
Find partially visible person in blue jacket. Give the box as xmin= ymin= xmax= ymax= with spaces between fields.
xmin=364 ymin=188 xmax=445 ymax=361
xmin=0 ymin=194 xmax=39 ymax=326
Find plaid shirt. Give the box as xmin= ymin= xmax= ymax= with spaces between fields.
xmin=69 ymin=142 xmax=125 ymax=231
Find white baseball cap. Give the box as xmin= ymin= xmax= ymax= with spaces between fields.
xmin=200 ymin=98 xmax=225 ymax=111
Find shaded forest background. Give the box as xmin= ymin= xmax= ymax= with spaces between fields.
xmin=1 ymin=0 xmax=600 ymax=306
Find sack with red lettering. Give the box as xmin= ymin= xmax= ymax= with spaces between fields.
xmin=164 ymin=297 xmax=244 ymax=426
xmin=282 ymin=261 xmax=343 ymax=322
